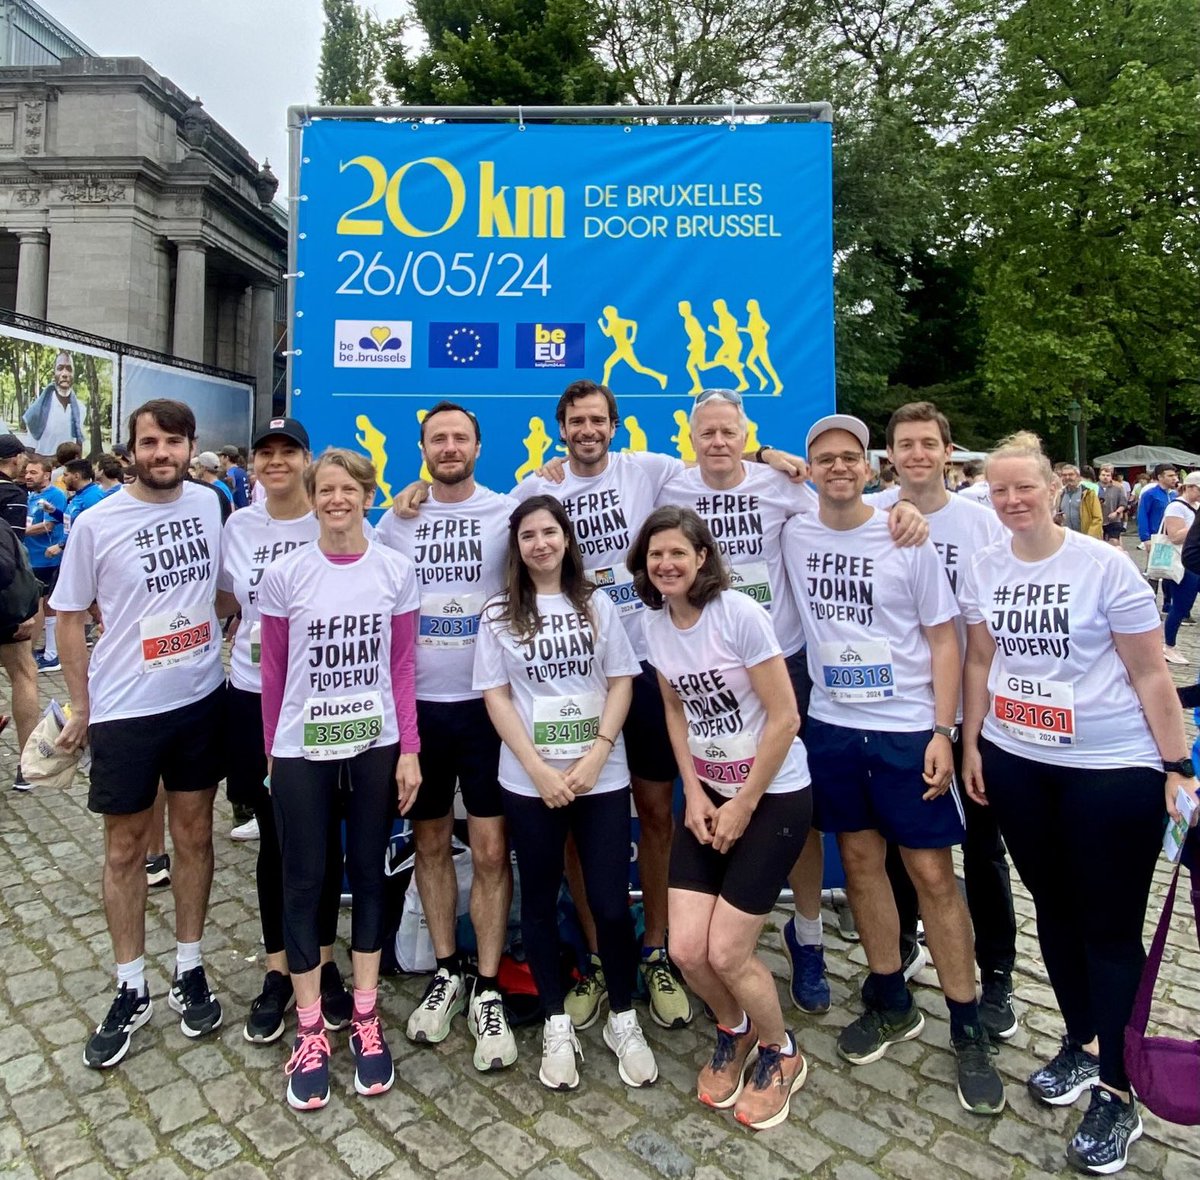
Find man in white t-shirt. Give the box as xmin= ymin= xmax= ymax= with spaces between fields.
xmin=782 ymin=413 xmax=1005 ymax=1117
xmin=52 ymin=399 xmax=226 ymax=1069
xmin=376 ymin=402 xmax=520 ymax=1069
xmin=878 ymin=402 xmax=1018 ymax=1043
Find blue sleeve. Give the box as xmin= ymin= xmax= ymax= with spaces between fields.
xmin=232 ymin=468 xmax=250 ymax=509
xmin=1136 ymin=490 xmax=1152 ymax=541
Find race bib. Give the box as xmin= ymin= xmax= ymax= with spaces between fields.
xmin=249 ymin=620 xmax=261 ymax=666
xmin=587 ymin=564 xmax=642 ymax=617
xmin=688 ymin=730 xmax=757 ymax=798
xmin=532 ymin=692 xmax=603 ymax=759
xmin=418 ymin=591 xmax=484 ymax=649
xmin=302 ymin=691 xmax=384 ymax=761
xmin=729 ymin=561 xmax=773 ymax=609
xmin=819 ymin=639 xmax=895 ymax=701
xmin=993 ymin=676 xmax=1075 ymax=747
xmin=139 ymin=604 xmax=215 ymax=672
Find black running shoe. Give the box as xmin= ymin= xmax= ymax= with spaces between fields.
xmin=168 ymin=965 xmax=222 ymax=1037
xmin=84 ymin=983 xmax=152 ymax=1068
xmin=320 ymin=960 xmax=353 ymax=1032
xmin=1067 ymin=1088 xmax=1143 ymax=1174
xmin=285 ymin=1027 xmax=331 ymax=1110
xmin=244 ymin=970 xmax=295 ymax=1043
xmin=952 ymin=1024 xmax=1006 ymax=1115
xmin=350 ymin=1012 xmax=395 ymax=1095
xmin=145 ymin=853 xmax=171 ymax=889
xmin=1028 ymin=1036 xmax=1100 ymax=1106
xmin=979 ymin=972 xmax=1017 ymax=1041
xmin=837 ymin=997 xmax=924 ymax=1065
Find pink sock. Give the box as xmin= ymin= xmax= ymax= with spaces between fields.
xmin=297 ymin=999 xmax=322 ymax=1031
xmin=353 ymin=987 xmax=377 ymax=1018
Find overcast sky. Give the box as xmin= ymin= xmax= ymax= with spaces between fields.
xmin=46 ymin=1 xmax=409 ymax=190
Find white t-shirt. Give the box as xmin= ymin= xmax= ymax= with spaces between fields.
xmin=1162 ymin=499 xmax=1197 ymax=538
xmin=49 ymin=484 xmax=224 ymax=723
xmin=656 ymin=463 xmax=816 ymax=656
xmin=257 ymin=541 xmax=420 ymax=759
xmin=472 ymin=589 xmax=641 ymax=797
xmin=783 ymin=508 xmax=960 ymax=731
xmin=32 ymin=394 xmax=83 ymax=455
xmin=643 ymin=590 xmax=809 ymax=796
xmin=959 ymin=530 xmax=1162 ymax=769
xmin=376 ymin=484 xmax=517 ymax=703
xmin=512 ymin=451 xmax=680 ymax=660
xmin=959 ymin=482 xmax=992 ymax=507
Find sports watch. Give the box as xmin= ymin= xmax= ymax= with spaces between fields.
xmin=934 ymin=725 xmax=960 ymax=742
xmin=1162 ymin=757 xmax=1196 ymax=777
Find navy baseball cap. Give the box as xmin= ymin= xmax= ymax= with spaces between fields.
xmin=251 ymin=417 xmax=310 ymax=451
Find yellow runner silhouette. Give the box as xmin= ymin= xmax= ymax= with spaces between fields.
xmin=707 ymin=298 xmax=749 ymax=392
xmin=515 ymin=416 xmax=552 ymax=482
xmin=622 ymin=415 xmax=648 ymax=453
xmin=670 ymin=410 xmax=695 ymax=461
xmin=355 ymin=414 xmax=393 ymax=506
xmin=597 ymin=305 xmax=668 ymax=390
xmin=740 ymin=299 xmax=783 ymax=395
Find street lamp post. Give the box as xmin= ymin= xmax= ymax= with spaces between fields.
xmin=1067 ymin=400 xmax=1082 ymax=468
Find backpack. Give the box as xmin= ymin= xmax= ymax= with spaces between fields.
xmin=0 ymin=522 xmax=40 ymax=632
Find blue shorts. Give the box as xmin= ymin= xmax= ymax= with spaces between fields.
xmin=804 ymin=717 xmax=965 ymax=849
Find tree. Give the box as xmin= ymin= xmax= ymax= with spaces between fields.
xmin=385 ymin=0 xmax=626 ymax=106
xmin=317 ymin=0 xmax=394 ymax=105
xmin=964 ymin=0 xmax=1200 ymax=446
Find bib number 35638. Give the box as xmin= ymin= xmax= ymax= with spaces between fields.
xmin=302 ymin=692 xmax=384 ymax=761
xmin=139 ymin=604 xmax=214 ymax=673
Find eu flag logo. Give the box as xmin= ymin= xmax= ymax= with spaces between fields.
xmin=428 ymin=323 xmax=500 ymax=368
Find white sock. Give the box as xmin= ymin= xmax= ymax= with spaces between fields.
xmin=116 ymin=956 xmax=146 ymax=995
xmin=726 ymin=1011 xmax=750 ymax=1035
xmin=175 ymin=940 xmax=202 ymax=976
xmin=792 ymin=911 xmax=824 ymax=946
xmin=43 ymin=617 xmax=57 ymax=659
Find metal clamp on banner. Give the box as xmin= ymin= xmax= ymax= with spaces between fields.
xmin=518 ymin=105 xmax=525 ymax=131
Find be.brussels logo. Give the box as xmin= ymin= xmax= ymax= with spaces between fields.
xmin=333 ymin=321 xmax=412 ymax=368
xmin=428 ymin=323 xmax=499 ymax=368
xmin=516 ymin=322 xmax=585 ymax=369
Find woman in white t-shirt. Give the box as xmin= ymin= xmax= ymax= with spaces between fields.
xmin=472 ymin=494 xmax=656 ymax=1093
xmin=1160 ymin=473 xmax=1200 ymax=663
xmin=258 ymin=449 xmax=421 ymax=1112
xmin=960 ymin=431 xmax=1199 ymax=1175
xmin=628 ymin=505 xmax=811 ymax=1133
xmin=216 ymin=418 xmax=356 ymax=1047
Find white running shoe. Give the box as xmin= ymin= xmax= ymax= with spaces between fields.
xmin=539 ymin=1013 xmax=582 ymax=1090
xmin=603 ymin=1008 xmax=658 ymax=1087
xmin=405 ymin=967 xmax=465 ymax=1043
xmin=1163 ymin=645 xmax=1189 ymax=666
xmin=231 ymin=817 xmax=260 ymax=841
xmin=468 ymin=986 xmax=517 ymax=1071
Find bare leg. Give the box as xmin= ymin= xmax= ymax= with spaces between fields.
xmin=708 ymin=900 xmax=786 ymax=1045
xmin=147 ymin=782 xmax=167 ymax=859
xmin=467 ymin=815 xmax=511 ymax=977
xmin=167 ymin=787 xmax=216 ymax=943
xmin=838 ymin=830 xmax=902 ymax=974
xmin=103 ymin=809 xmax=153 ymax=962
xmin=787 ymin=828 xmax=824 ymax=924
xmin=631 ymin=775 xmax=672 ymax=947
xmin=668 ymin=888 xmax=740 ymax=1025
xmin=899 ymin=846 xmax=976 ymax=1002
xmin=412 ymin=815 xmax=458 ymax=960
xmin=0 ymin=639 xmax=39 ymax=752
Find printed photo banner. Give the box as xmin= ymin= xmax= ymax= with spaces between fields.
xmin=292 ymin=120 xmax=834 ymax=501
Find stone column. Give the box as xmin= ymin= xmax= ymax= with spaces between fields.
xmin=172 ymin=240 xmax=207 ymax=362
xmin=15 ymin=230 xmax=49 ymax=319
xmin=249 ymin=279 xmax=277 ymax=425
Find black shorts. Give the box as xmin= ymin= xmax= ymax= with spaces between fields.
xmin=622 ymin=661 xmax=678 ymax=783
xmin=1103 ymin=522 xmax=1125 ymax=539
xmin=225 ymin=682 xmax=268 ymax=809
xmin=0 ymin=626 xmax=28 ymax=646
xmin=408 ymin=697 xmax=503 ymax=821
xmin=32 ymin=566 xmax=57 ymax=597
xmin=786 ymin=648 xmax=813 ymax=732
xmin=88 ymin=684 xmax=227 ymax=815
xmin=669 ymin=786 xmax=811 ymax=915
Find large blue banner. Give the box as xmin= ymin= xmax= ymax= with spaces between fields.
xmin=292 ymin=120 xmax=834 ymax=500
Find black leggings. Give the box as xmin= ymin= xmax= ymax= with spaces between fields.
xmin=226 ymin=685 xmax=341 ymax=956
xmin=504 ymin=787 xmax=635 ymax=1016
xmin=980 ymin=739 xmax=1164 ymax=1090
xmin=272 ymin=743 xmax=398 ymax=974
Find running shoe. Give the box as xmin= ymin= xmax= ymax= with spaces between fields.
xmin=979 ymin=972 xmax=1018 ymax=1041
xmin=603 ymin=1008 xmax=658 ymax=1087
xmin=405 ymin=967 xmax=464 ymax=1043
xmin=953 ymin=1024 xmax=1006 ymax=1115
xmin=320 ymin=960 xmax=353 ymax=1032
xmin=901 ymin=937 xmax=928 ymax=982
xmin=350 ymin=1011 xmax=394 ymax=1095
xmin=782 ymin=918 xmax=830 ymax=1014
xmin=168 ymin=965 xmax=222 ymax=1037
xmin=244 ymin=970 xmax=294 ymax=1044
xmin=733 ymin=1038 xmax=808 ymax=1131
xmin=837 ymin=997 xmax=924 ymax=1065
xmin=1028 ymin=1036 xmax=1101 ymax=1106
xmin=285 ymin=1027 xmax=331 ymax=1110
xmin=564 ymin=956 xmax=607 ymax=1030
xmin=1067 ymin=1088 xmax=1143 ymax=1174
xmin=1163 ymin=645 xmax=1189 ymax=666
xmin=697 ymin=1021 xmax=758 ymax=1109
xmin=468 ymin=984 xmax=518 ymax=1071
xmin=230 ymin=816 xmax=260 ymax=841
xmin=640 ymin=948 xmax=693 ymax=1028
xmin=539 ymin=1012 xmax=582 ymax=1090
xmin=35 ymin=652 xmax=61 ymax=673
xmin=12 ymin=768 xmax=31 ymax=792
xmin=83 ymin=983 xmax=152 ymax=1069
xmin=145 ymin=853 xmax=171 ymax=889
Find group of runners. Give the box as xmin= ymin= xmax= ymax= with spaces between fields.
xmin=36 ymin=383 xmax=1198 ymax=1176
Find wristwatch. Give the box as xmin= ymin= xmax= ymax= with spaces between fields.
xmin=1163 ymin=757 xmax=1196 ymax=777
xmin=934 ymin=724 xmax=960 ymax=742
xmin=755 ymin=444 xmax=774 ymax=463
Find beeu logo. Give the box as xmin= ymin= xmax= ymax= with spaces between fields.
xmin=515 ymin=322 xmax=584 ymax=369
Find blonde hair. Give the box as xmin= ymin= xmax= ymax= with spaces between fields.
xmin=986 ymin=430 xmax=1054 ymax=482
xmin=304 ymin=447 xmax=376 ymax=501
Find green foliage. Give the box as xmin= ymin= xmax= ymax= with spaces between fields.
xmin=385 ymin=0 xmax=625 ymax=106
xmin=318 ymin=0 xmax=395 ymax=105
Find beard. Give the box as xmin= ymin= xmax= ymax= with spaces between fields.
xmin=428 ymin=455 xmax=475 ymax=485
xmin=133 ymin=457 xmax=187 ymax=490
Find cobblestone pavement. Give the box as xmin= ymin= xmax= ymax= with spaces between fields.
xmin=2 ymin=602 xmax=1199 ymax=1179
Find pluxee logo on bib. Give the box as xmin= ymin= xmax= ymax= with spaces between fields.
xmin=515 ymin=322 xmax=585 ymax=369
xmin=428 ymin=323 xmax=499 ymax=368
xmin=334 ymin=320 xmax=413 ymax=368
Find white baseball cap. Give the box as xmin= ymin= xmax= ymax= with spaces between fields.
xmin=806 ymin=413 xmax=870 ymax=454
